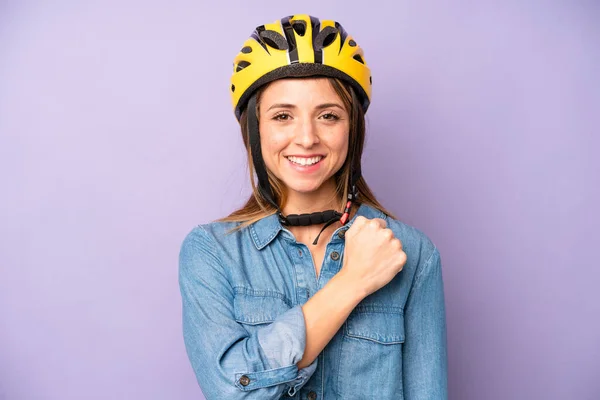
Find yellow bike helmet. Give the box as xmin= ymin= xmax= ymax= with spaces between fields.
xmin=230 ymin=14 xmax=372 ymax=120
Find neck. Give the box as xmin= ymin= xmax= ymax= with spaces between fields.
xmin=281 ymin=179 xmax=340 ymax=216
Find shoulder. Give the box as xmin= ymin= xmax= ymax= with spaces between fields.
xmin=380 ymin=212 xmax=443 ymax=288
xmin=358 ymin=204 xmax=440 ymax=278
xmin=356 ymin=203 xmax=438 ymax=266
xmin=385 ymin=216 xmax=437 ymax=261
xmin=180 ymin=220 xmax=243 ymax=249
xmin=178 ymin=220 xmax=246 ymax=273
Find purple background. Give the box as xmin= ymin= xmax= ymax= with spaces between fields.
xmin=1 ymin=1 xmax=598 ymax=399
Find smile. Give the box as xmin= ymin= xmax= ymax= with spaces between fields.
xmin=285 ymin=155 xmax=324 ymax=166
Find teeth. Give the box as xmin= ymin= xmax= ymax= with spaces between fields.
xmin=287 ymin=156 xmax=323 ymax=166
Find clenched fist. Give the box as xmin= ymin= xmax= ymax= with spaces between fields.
xmin=338 ymin=216 xmax=407 ymax=298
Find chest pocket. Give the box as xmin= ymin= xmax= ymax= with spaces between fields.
xmin=344 ymin=304 xmax=405 ymax=344
xmin=338 ymin=304 xmax=406 ymax=399
xmin=233 ymin=288 xmax=292 ymax=325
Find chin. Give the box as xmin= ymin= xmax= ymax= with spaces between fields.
xmin=283 ymin=180 xmax=324 ymax=195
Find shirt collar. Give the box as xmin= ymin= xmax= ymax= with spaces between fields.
xmin=249 ymin=203 xmax=386 ymax=250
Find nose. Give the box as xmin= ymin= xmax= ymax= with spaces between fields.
xmin=294 ymin=119 xmax=320 ymax=148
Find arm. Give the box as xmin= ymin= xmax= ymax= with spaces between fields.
xmin=179 ymin=226 xmax=312 ymax=399
xmin=402 ymin=247 xmax=448 ymax=399
xmin=298 ymin=270 xmax=364 ymax=369
xmin=179 ymin=226 xmax=363 ymax=399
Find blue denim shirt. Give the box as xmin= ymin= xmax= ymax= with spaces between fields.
xmin=179 ymin=203 xmax=448 ymax=399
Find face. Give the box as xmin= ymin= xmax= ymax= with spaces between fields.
xmin=258 ymin=78 xmax=350 ymax=197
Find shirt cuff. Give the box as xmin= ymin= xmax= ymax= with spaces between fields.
xmin=286 ymin=356 xmax=318 ymax=396
xmin=235 ymin=304 xmax=318 ymax=392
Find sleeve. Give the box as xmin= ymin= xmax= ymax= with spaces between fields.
xmin=402 ymin=246 xmax=449 ymax=400
xmin=178 ymin=226 xmax=318 ymax=399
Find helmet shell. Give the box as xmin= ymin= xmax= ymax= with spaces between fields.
xmin=230 ymin=14 xmax=372 ymax=120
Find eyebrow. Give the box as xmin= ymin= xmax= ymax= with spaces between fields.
xmin=266 ymin=103 xmax=345 ymax=112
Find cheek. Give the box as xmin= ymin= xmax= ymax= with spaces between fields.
xmin=261 ymin=134 xmax=286 ymax=156
xmin=259 ymin=125 xmax=289 ymax=165
xmin=330 ymin=131 xmax=350 ymax=161
xmin=335 ymin=146 xmax=349 ymax=169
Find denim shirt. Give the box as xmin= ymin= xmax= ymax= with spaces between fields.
xmin=179 ymin=203 xmax=448 ymax=399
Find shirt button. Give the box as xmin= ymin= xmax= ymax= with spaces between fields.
xmin=298 ymin=249 xmax=303 ymax=257
xmin=337 ymin=229 xmax=346 ymax=239
xmin=239 ymin=375 xmax=250 ymax=386
xmin=330 ymin=251 xmax=340 ymax=261
xmin=308 ymin=391 xmax=317 ymax=400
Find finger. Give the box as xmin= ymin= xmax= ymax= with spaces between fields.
xmin=365 ymin=218 xmax=386 ymax=231
xmin=371 ymin=218 xmax=387 ymax=229
xmin=382 ymin=228 xmax=394 ymax=240
xmin=346 ymin=216 xmax=366 ymax=236
xmin=353 ymin=215 xmax=368 ymax=227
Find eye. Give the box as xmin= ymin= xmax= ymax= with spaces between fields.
xmin=320 ymin=112 xmax=340 ymax=121
xmin=272 ymin=112 xmax=292 ymax=121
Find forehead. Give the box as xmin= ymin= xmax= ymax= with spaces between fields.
xmin=259 ymin=77 xmax=340 ymax=105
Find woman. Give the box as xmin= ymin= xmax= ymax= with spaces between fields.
xmin=179 ymin=14 xmax=447 ymax=399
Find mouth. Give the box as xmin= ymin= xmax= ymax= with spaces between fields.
xmin=285 ymin=155 xmax=324 ymax=166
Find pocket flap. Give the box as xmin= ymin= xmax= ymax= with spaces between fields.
xmin=233 ymin=291 xmax=291 ymax=325
xmin=345 ymin=305 xmax=405 ymax=344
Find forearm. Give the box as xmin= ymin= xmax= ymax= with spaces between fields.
xmin=297 ymin=272 xmax=364 ymax=369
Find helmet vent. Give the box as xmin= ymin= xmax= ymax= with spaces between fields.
xmin=241 ymin=46 xmax=253 ymax=54
xmin=353 ymin=54 xmax=365 ymax=64
xmin=314 ymin=26 xmax=338 ymax=50
xmin=235 ymin=60 xmax=251 ymax=72
xmin=259 ymin=30 xmax=289 ymax=50
xmin=292 ymin=20 xmax=306 ymax=36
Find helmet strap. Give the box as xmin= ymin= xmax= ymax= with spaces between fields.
xmin=247 ymin=94 xmax=278 ymax=210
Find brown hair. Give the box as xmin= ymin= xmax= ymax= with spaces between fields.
xmin=217 ymin=77 xmax=396 ymax=229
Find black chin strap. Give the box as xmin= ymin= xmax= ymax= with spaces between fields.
xmin=246 ymin=93 xmax=361 ymax=245
xmin=283 ymin=187 xmax=358 ymax=245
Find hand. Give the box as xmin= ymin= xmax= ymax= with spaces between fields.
xmin=338 ymin=216 xmax=407 ymax=298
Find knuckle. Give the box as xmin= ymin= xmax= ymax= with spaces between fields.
xmin=382 ymin=228 xmax=394 ymax=240
xmin=355 ymin=216 xmax=367 ymax=224
xmin=367 ymin=220 xmax=379 ymax=229
xmin=399 ymin=250 xmax=407 ymax=262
